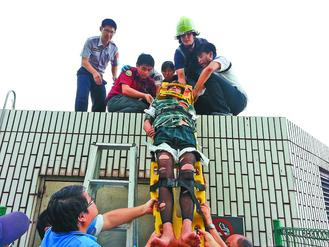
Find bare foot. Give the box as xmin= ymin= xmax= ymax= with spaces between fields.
xmin=150 ymin=222 xmax=175 ymax=247
xmin=180 ymin=231 xmax=201 ymax=247
xmin=150 ymin=235 xmax=175 ymax=247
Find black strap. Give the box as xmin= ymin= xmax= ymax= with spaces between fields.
xmin=178 ymin=178 xmax=208 ymax=227
xmin=194 ymin=182 xmax=206 ymax=192
xmin=150 ymin=178 xmax=177 ymax=192
xmin=159 ymin=105 xmax=193 ymax=119
xmin=150 ymin=176 xmax=206 ymax=220
xmin=178 ymin=47 xmax=186 ymax=60
xmin=178 ymin=180 xmax=199 ymax=212
xmin=150 ymin=177 xmax=205 ymax=192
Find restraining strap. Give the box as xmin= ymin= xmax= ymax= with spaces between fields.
xmin=150 ymin=177 xmax=205 ymax=195
xmin=159 ymin=105 xmax=193 ymax=119
xmin=177 ymin=176 xmax=205 ymax=215
xmin=150 ymin=178 xmax=177 ymax=192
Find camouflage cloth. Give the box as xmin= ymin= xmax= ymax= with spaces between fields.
xmin=144 ymin=98 xmax=197 ymax=130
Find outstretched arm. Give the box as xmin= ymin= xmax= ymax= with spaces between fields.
xmin=122 ymin=84 xmax=153 ymax=104
xmin=201 ymin=203 xmax=227 ymax=247
xmin=102 ymin=199 xmax=156 ymax=231
xmin=199 ymin=230 xmax=226 ymax=247
xmin=176 ymin=68 xmax=187 ymax=84
xmin=193 ymin=61 xmax=220 ymax=100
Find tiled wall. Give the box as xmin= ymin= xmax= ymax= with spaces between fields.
xmin=197 ymin=116 xmax=298 ymax=246
xmin=0 ymin=110 xmax=328 ymax=246
xmin=287 ymin=121 xmax=329 ymax=229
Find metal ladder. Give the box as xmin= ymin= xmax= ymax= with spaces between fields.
xmin=83 ymin=142 xmax=138 ymax=247
xmin=0 ymin=90 xmax=16 ymax=130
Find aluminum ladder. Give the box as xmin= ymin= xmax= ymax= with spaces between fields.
xmin=83 ymin=142 xmax=138 ymax=247
xmin=0 ymin=90 xmax=16 ymax=130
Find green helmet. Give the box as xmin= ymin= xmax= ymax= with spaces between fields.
xmin=176 ymin=16 xmax=200 ymax=38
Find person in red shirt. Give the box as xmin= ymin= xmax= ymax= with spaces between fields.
xmin=106 ymin=54 xmax=156 ymax=112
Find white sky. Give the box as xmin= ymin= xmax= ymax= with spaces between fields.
xmin=1 ymin=0 xmax=329 ymax=146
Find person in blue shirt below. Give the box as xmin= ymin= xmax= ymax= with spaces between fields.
xmin=174 ymin=17 xmax=245 ymax=116
xmin=41 ymin=185 xmax=155 ymax=247
xmin=75 ymin=18 xmax=119 ymax=112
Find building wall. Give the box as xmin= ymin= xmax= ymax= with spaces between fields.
xmin=0 ymin=110 xmax=328 ymax=246
xmin=287 ymin=121 xmax=329 ymax=229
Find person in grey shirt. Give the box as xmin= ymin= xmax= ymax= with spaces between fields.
xmin=75 ymin=19 xmax=119 ymax=112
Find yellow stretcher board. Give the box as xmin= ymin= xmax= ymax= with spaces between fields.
xmin=150 ymin=159 xmax=206 ymax=246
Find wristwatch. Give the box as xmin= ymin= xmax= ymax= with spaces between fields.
xmin=206 ymin=223 xmax=216 ymax=231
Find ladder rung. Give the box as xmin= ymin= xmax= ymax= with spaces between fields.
xmin=89 ymin=179 xmax=130 ymax=187
xmin=83 ymin=143 xmax=137 ymax=247
xmin=92 ymin=142 xmax=136 ymax=150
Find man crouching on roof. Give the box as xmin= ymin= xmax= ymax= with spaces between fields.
xmin=106 ymin=53 xmax=156 ymax=113
xmin=144 ymin=83 xmax=208 ymax=247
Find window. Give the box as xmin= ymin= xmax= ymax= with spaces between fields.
xmin=320 ymin=167 xmax=329 ymax=222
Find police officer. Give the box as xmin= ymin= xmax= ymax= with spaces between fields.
xmin=75 ymin=19 xmax=119 ymax=112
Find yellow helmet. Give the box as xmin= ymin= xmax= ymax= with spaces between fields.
xmin=158 ymin=82 xmax=194 ymax=104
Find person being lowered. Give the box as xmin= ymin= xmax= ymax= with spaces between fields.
xmin=143 ymin=83 xmax=208 ymax=246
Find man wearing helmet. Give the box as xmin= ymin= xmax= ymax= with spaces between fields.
xmin=174 ymin=17 xmax=206 ymax=85
xmin=174 ymin=17 xmax=247 ymax=116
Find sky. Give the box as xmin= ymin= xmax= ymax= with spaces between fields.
xmin=1 ymin=0 xmax=329 ymax=146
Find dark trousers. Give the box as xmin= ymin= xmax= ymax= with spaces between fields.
xmin=188 ymin=73 xmax=231 ymax=115
xmin=75 ymin=67 xmax=106 ymax=112
xmin=211 ymin=73 xmax=247 ymax=115
xmin=107 ymin=94 xmax=148 ymax=113
xmin=189 ymin=72 xmax=247 ymax=115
